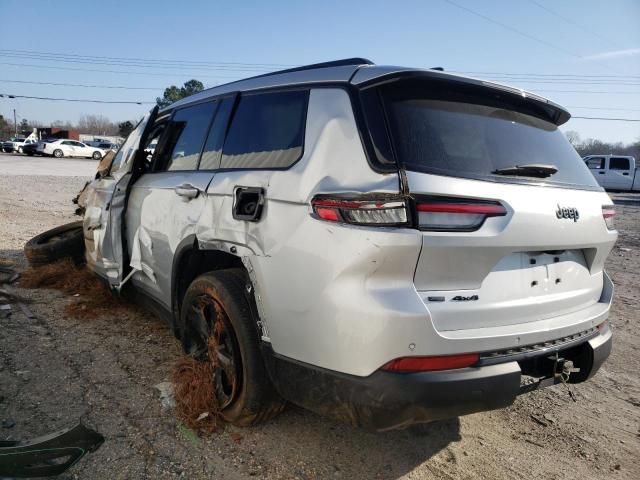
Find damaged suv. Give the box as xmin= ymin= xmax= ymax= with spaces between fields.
xmin=72 ymin=59 xmax=616 ymax=430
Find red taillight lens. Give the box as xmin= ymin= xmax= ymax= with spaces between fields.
xmin=602 ymin=205 xmax=616 ymax=230
xmin=382 ymin=353 xmax=480 ymax=373
xmin=415 ymin=199 xmax=507 ymax=231
xmin=311 ymin=196 xmax=409 ymax=226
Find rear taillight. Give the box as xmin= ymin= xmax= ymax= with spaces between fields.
xmin=311 ymin=197 xmax=409 ymax=226
xmin=382 ymin=353 xmax=480 ymax=373
xmin=415 ymin=198 xmax=507 ymax=231
xmin=602 ymin=205 xmax=616 ymax=230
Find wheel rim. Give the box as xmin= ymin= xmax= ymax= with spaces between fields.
xmin=185 ymin=294 xmax=242 ymax=409
xmin=93 ymin=152 xmax=101 ymax=159
xmin=54 ymin=150 xmax=62 ymax=157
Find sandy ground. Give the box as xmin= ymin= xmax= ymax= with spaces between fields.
xmin=0 ymin=153 xmax=638 ymax=479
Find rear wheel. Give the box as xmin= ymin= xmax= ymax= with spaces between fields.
xmin=24 ymin=221 xmax=85 ymax=267
xmin=53 ymin=149 xmax=63 ymax=158
xmin=92 ymin=151 xmax=102 ymax=160
xmin=179 ymin=269 xmax=285 ymax=426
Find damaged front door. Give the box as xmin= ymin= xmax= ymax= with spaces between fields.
xmin=82 ymin=107 xmax=158 ymax=288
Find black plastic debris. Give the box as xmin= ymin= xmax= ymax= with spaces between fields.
xmin=0 ymin=422 xmax=104 ymax=478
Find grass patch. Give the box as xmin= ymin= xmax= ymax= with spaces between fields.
xmin=171 ymin=337 xmax=221 ymax=435
xmin=19 ymin=259 xmax=134 ymax=319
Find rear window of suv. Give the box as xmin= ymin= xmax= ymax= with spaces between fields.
xmin=220 ymin=90 xmax=308 ymax=170
xmin=381 ymin=80 xmax=601 ymax=190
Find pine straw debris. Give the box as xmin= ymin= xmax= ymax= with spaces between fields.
xmin=19 ymin=259 xmax=133 ymax=319
xmin=171 ymin=337 xmax=222 ymax=435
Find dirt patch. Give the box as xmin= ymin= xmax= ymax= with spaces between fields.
xmin=19 ymin=259 xmax=136 ymax=319
xmin=171 ymin=338 xmax=221 ymax=435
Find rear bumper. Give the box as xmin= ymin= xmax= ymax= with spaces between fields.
xmin=263 ymin=327 xmax=612 ymax=431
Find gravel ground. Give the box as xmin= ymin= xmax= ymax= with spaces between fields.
xmin=1 ymin=156 xmax=638 ymax=479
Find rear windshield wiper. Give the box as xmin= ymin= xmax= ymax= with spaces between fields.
xmin=492 ymin=164 xmax=558 ymax=178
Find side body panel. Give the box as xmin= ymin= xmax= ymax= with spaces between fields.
xmin=125 ymin=171 xmax=215 ymax=306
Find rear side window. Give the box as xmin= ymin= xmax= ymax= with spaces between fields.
xmin=156 ymin=102 xmax=216 ymax=171
xmin=610 ymin=157 xmax=630 ymax=170
xmin=585 ymin=157 xmax=605 ymax=169
xmin=220 ymin=90 xmax=308 ymax=169
xmin=381 ymin=81 xmax=601 ymax=190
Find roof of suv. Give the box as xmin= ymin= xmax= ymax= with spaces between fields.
xmin=167 ymin=58 xmax=570 ymax=125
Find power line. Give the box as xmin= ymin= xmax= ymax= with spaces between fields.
xmin=454 ymin=71 xmax=640 ymax=79
xmin=0 ymin=48 xmax=296 ymax=69
xmin=440 ymin=0 xmax=624 ymax=73
xmin=566 ymin=106 xmax=640 ymax=112
xmin=571 ymin=116 xmax=640 ymax=122
xmin=0 ymin=51 xmax=278 ymax=72
xmin=0 ymin=93 xmax=153 ymax=105
xmin=526 ymin=0 xmax=624 ymax=50
xmin=442 ymin=0 xmax=585 ymax=59
xmin=533 ymin=89 xmax=640 ymax=94
xmin=0 ymin=61 xmax=239 ymax=79
xmin=0 ymin=79 xmax=162 ymax=90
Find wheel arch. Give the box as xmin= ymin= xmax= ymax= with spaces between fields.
xmin=171 ymin=235 xmax=247 ymax=329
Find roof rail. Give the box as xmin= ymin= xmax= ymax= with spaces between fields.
xmin=251 ymin=57 xmax=374 ymax=80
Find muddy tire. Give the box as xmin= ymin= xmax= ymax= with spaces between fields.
xmin=24 ymin=221 xmax=85 ymax=267
xmin=179 ymin=269 xmax=285 ymax=427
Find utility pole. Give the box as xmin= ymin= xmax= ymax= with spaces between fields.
xmin=13 ymin=109 xmax=17 ymax=136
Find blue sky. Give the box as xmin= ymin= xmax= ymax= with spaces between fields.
xmin=0 ymin=0 xmax=638 ymax=143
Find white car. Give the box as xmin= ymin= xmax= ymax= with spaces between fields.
xmin=37 ymin=139 xmax=104 ymax=159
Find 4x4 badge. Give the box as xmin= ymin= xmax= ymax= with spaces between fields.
xmin=451 ymin=295 xmax=479 ymax=302
xmin=556 ymin=204 xmax=579 ymax=222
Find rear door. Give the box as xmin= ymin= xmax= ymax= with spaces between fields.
xmin=61 ymin=140 xmax=77 ymax=157
xmin=607 ymin=156 xmax=633 ymax=190
xmin=378 ymin=79 xmax=616 ymax=332
xmin=125 ymin=100 xmax=223 ymax=306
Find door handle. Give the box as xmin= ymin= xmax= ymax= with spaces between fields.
xmin=174 ymin=183 xmax=200 ymax=199
xmin=623 ymin=172 xmax=629 ymax=176
xmin=599 ymin=171 xmax=605 ymax=174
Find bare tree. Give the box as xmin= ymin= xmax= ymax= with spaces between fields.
xmin=564 ymin=130 xmax=581 ymax=148
xmin=77 ymin=114 xmax=118 ymax=135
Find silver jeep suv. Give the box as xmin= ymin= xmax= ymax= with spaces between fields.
xmin=80 ymin=58 xmax=616 ymax=430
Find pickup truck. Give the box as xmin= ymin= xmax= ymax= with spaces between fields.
xmin=2 ymin=137 xmax=37 ymax=154
xmin=584 ymin=155 xmax=639 ymax=191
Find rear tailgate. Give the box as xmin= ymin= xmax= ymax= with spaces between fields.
xmin=377 ymin=76 xmax=617 ymax=333
xmin=408 ymin=171 xmax=616 ymax=331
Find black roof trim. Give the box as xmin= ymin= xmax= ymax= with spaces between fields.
xmin=250 ymin=58 xmax=374 ymax=80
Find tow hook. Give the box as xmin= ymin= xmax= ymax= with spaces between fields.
xmin=553 ymin=353 xmax=580 ymax=402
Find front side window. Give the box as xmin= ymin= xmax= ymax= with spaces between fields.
xmin=381 ymin=80 xmax=601 ymax=190
xmin=609 ymin=157 xmax=630 ymax=170
xmin=586 ymin=157 xmax=605 ymax=169
xmin=220 ymin=90 xmax=308 ymax=169
xmin=156 ymin=102 xmax=217 ymax=172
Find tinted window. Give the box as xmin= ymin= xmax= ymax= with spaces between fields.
xmin=156 ymin=102 xmax=216 ymax=171
xmin=586 ymin=157 xmax=605 ymax=169
xmin=382 ymin=81 xmax=600 ymax=190
xmin=199 ymin=98 xmax=234 ymax=170
xmin=610 ymin=157 xmax=630 ymax=170
xmin=220 ymin=90 xmax=308 ymax=169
